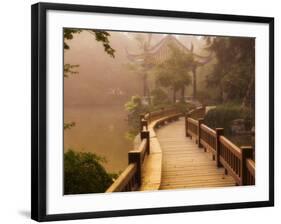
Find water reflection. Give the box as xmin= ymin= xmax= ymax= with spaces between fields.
xmin=64 ymin=105 xmax=132 ymax=173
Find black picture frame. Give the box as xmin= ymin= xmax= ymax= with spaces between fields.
xmin=31 ymin=2 xmax=274 ymax=222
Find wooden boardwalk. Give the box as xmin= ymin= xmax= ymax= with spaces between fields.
xmin=156 ymin=118 xmax=236 ymax=190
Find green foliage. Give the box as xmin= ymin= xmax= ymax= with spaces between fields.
xmin=151 ymin=88 xmax=170 ymax=106
xmin=124 ymin=95 xmax=143 ymax=112
xmin=94 ymin=31 xmax=116 ymax=57
xmin=154 ymin=43 xmax=194 ymax=102
xmin=64 ymin=121 xmax=76 ymax=130
xmin=64 ymin=64 xmax=79 ymax=78
xmin=64 ymin=28 xmax=115 ymax=57
xmin=196 ymin=90 xmax=218 ymax=105
xmin=125 ymin=95 xmax=148 ymax=136
xmin=124 ymin=94 xmax=193 ymax=136
xmin=64 ymin=150 xmax=114 ymax=194
xmin=64 ymin=28 xmax=81 ymax=50
xmin=175 ymin=101 xmax=196 ymax=114
xmin=204 ymin=37 xmax=255 ymax=104
xmin=204 ymin=103 xmax=252 ymax=134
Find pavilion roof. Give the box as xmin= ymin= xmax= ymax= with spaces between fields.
xmin=126 ymin=35 xmax=213 ymax=66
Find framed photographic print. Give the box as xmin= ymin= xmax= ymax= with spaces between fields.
xmin=31 ymin=2 xmax=274 ymax=222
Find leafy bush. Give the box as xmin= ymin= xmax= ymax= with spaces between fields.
xmin=124 ymin=95 xmax=143 ymax=112
xmin=64 ymin=150 xmax=115 ymax=194
xmin=204 ymin=103 xmax=252 ymax=134
xmin=124 ymin=95 xmax=195 ymax=137
xmin=175 ymin=101 xmax=196 ymax=114
xmin=151 ymin=88 xmax=170 ymax=106
xmin=125 ymin=95 xmax=149 ymax=137
xmin=196 ymin=89 xmax=220 ymax=105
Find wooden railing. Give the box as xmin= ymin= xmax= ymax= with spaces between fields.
xmin=185 ymin=112 xmax=255 ymax=186
xmin=186 ymin=118 xmax=199 ymax=141
xmin=106 ymin=131 xmax=150 ymax=192
xmin=144 ymin=107 xmax=179 ymax=123
xmin=106 ymin=107 xmax=182 ymax=192
xmin=105 ymin=163 xmax=138 ymax=192
xmin=188 ymin=106 xmax=205 ymax=119
xmin=245 ymin=158 xmax=255 ymax=185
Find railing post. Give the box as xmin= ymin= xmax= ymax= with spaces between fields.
xmin=241 ymin=146 xmax=253 ymax=185
xmin=140 ymin=120 xmax=148 ymax=132
xmin=198 ymin=118 xmax=204 ymax=147
xmin=128 ymin=151 xmax=142 ymax=186
xmin=140 ymin=131 xmax=150 ymax=154
xmin=185 ymin=113 xmax=189 ymax=137
xmin=215 ymin=128 xmax=224 ymax=167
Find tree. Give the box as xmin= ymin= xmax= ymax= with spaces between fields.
xmin=64 ymin=150 xmax=115 ymax=194
xmin=204 ymin=37 xmax=255 ymax=105
xmin=151 ymin=88 xmax=170 ymax=106
xmin=63 ymin=28 xmax=115 ymax=78
xmin=125 ymin=95 xmax=147 ymax=135
xmin=154 ymin=44 xmax=194 ymax=103
xmin=64 ymin=28 xmax=115 ymax=56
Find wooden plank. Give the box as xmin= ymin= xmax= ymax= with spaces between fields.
xmin=157 ymin=118 xmax=236 ymax=190
xmin=140 ymin=113 xmax=182 ymax=191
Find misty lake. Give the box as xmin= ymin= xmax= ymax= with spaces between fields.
xmin=64 ymin=105 xmax=133 ymax=173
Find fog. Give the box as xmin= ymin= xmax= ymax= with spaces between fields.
xmin=64 ymin=31 xmax=255 ymax=173
xmin=64 ymin=31 xmax=207 ymax=107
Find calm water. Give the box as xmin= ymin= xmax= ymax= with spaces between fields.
xmin=64 ymin=105 xmax=133 ymax=173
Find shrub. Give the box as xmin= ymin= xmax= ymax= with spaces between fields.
xmin=196 ymin=89 xmax=219 ymax=105
xmin=125 ymin=95 xmax=149 ymax=136
xmin=204 ymin=103 xmax=252 ymax=134
xmin=151 ymin=88 xmax=170 ymax=106
xmin=64 ymin=150 xmax=114 ymax=194
xmin=175 ymin=101 xmax=196 ymax=114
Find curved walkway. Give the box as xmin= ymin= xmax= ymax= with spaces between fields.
xmin=156 ymin=117 xmax=236 ymax=190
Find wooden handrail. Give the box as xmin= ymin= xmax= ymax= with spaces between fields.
xmin=106 ymin=131 xmax=150 ymax=192
xmin=219 ymin=136 xmax=242 ymax=159
xmin=188 ymin=106 xmax=205 ymax=119
xmin=105 ymin=164 xmax=137 ymax=192
xmin=187 ymin=117 xmax=199 ymax=125
xmin=135 ymin=138 xmax=148 ymax=162
xmin=108 ymin=104 xmax=255 ymax=192
xmin=246 ymin=159 xmax=255 ymax=177
xmin=186 ymin=117 xmax=199 ymax=141
xmin=107 ymin=106 xmax=183 ymax=193
xmin=185 ymin=107 xmax=255 ymax=186
xmin=245 ymin=159 xmax=255 ymax=185
xmin=144 ymin=107 xmax=179 ymax=123
xmin=199 ymin=123 xmax=217 ymax=157
xmin=240 ymin=146 xmax=254 ymax=185
xmin=219 ymin=136 xmax=242 ymax=184
xmin=201 ymin=124 xmax=216 ymax=137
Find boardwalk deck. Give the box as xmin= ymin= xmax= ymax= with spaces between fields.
xmin=156 ymin=118 xmax=236 ymax=190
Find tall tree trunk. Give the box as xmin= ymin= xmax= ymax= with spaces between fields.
xmin=242 ymin=75 xmax=254 ymax=109
xmin=143 ymin=73 xmax=147 ymax=97
xmin=192 ymin=68 xmax=197 ymax=99
xmin=219 ymin=83 xmax=224 ymax=103
xmin=173 ymin=87 xmax=177 ymax=104
xmin=147 ymin=85 xmax=151 ymax=105
xmin=181 ymin=86 xmax=185 ymax=102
